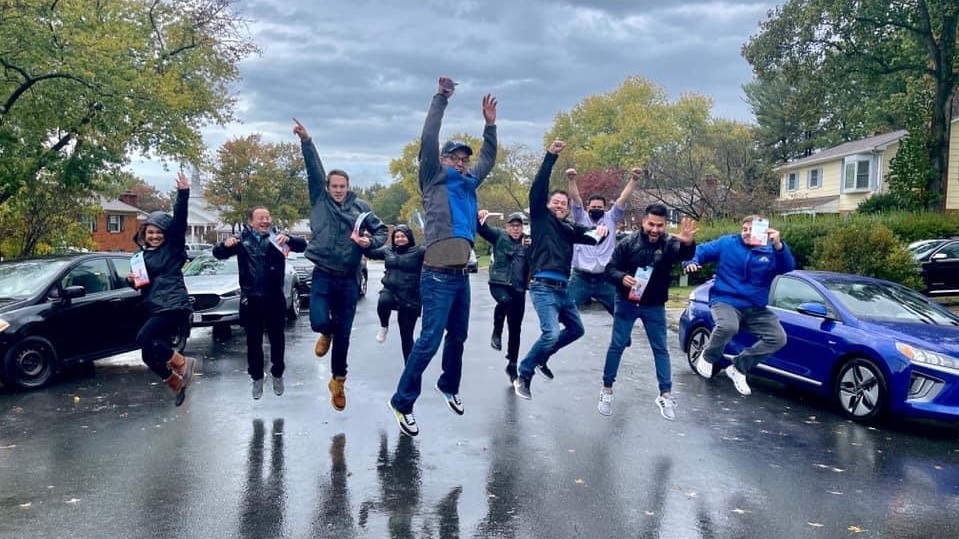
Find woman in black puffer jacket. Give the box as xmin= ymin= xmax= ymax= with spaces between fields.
xmin=366 ymin=225 xmax=425 ymax=362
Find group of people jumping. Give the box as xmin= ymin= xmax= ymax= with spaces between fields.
xmin=126 ymin=76 xmax=796 ymax=438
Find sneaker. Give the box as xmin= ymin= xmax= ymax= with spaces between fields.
xmin=388 ymin=400 xmax=419 ymax=437
xmin=655 ymin=395 xmax=676 ymax=421
xmin=693 ymin=349 xmax=713 ymax=379
xmin=505 ymin=362 xmax=518 ymax=385
xmin=328 ymin=376 xmax=347 ymax=411
xmin=252 ymin=378 xmax=264 ymax=400
xmin=376 ymin=326 xmax=388 ymax=343
xmin=513 ymin=377 xmax=532 ymax=400
xmin=273 ymin=376 xmax=284 ymax=396
xmin=490 ymin=333 xmax=502 ymax=351
xmin=314 ymin=334 xmax=332 ymax=357
xmin=725 ymin=365 xmax=752 ymax=396
xmin=536 ymin=363 xmax=554 ymax=380
xmin=435 ymin=383 xmax=465 ymax=415
xmin=598 ymin=388 xmax=613 ymax=416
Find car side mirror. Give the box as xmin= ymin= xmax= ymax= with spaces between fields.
xmin=931 ymin=252 xmax=948 ymax=261
xmin=797 ymin=301 xmax=829 ymax=318
xmin=62 ymin=285 xmax=87 ymax=301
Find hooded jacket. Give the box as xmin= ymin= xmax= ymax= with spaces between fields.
xmin=477 ymin=219 xmax=529 ymax=290
xmin=366 ymin=225 xmax=425 ymax=310
xmin=688 ymin=233 xmax=796 ymax=310
xmin=211 ymin=227 xmax=307 ymax=298
xmin=300 ymin=139 xmax=388 ymax=274
xmin=131 ymin=188 xmax=191 ymax=314
xmin=605 ymin=230 xmax=695 ymax=305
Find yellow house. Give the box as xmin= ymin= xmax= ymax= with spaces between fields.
xmin=775 ymin=118 xmax=959 ymax=214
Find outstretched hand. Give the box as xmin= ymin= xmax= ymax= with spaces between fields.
xmin=675 ymin=216 xmax=699 ymax=244
xmin=175 ymin=171 xmax=190 ymax=190
xmin=292 ymin=117 xmax=309 ymax=141
xmin=482 ymin=94 xmax=497 ymax=125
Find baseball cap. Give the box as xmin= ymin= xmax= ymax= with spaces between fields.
xmin=441 ymin=140 xmax=473 ymax=156
xmin=507 ymin=212 xmax=526 ymax=223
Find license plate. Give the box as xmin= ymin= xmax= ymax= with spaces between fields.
xmin=192 ymin=312 xmax=202 ymax=323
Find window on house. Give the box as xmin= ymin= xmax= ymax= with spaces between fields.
xmin=807 ymin=168 xmax=822 ymax=189
xmin=786 ymin=172 xmax=798 ymax=191
xmin=80 ymin=215 xmax=96 ymax=233
xmin=107 ymin=214 xmax=124 ymax=233
xmin=843 ymin=157 xmax=873 ymax=191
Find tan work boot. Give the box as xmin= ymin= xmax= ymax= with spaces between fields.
xmin=165 ymin=372 xmax=187 ymax=406
xmin=328 ymin=376 xmax=346 ymax=412
xmin=166 ymin=351 xmax=196 ymax=387
xmin=314 ymin=334 xmax=332 ymax=358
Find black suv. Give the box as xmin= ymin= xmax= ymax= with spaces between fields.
xmin=914 ymin=238 xmax=959 ymax=295
xmin=0 ymin=253 xmax=186 ymax=390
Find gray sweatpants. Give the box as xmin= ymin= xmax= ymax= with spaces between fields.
xmin=702 ymin=302 xmax=787 ymax=373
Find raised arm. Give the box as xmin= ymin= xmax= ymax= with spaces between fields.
xmin=469 ymin=94 xmax=498 ymax=183
xmin=529 ymin=140 xmax=565 ymax=219
xmin=614 ymin=167 xmax=642 ymax=210
xmin=419 ymin=77 xmax=454 ymax=190
xmin=476 ymin=210 xmax=504 ymax=244
xmin=293 ymin=118 xmax=328 ymax=206
xmin=168 ymin=171 xmax=190 ymax=247
xmin=565 ymin=168 xmax=583 ymax=207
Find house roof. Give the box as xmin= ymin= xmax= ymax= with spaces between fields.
xmin=775 ymin=129 xmax=908 ymax=171
xmin=777 ymin=194 xmax=840 ymax=211
xmin=99 ymin=196 xmax=145 ymax=215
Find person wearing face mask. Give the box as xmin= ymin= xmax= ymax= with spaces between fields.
xmin=513 ymin=140 xmax=608 ymax=400
xmin=476 ymin=210 xmax=530 ymax=384
xmin=683 ymin=214 xmax=795 ymax=397
xmin=366 ymin=225 xmax=425 ymax=363
xmin=212 ymin=207 xmax=307 ymax=399
xmin=128 ymin=171 xmax=197 ymax=406
xmin=598 ymin=204 xmax=698 ymax=419
xmin=564 ymin=167 xmax=642 ymax=318
xmin=293 ymin=118 xmax=389 ymax=412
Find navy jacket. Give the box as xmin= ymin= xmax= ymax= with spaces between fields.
xmin=132 ymin=188 xmax=191 ymax=314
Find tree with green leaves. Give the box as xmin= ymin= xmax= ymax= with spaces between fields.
xmin=0 ymin=177 xmax=97 ymax=258
xmin=0 ymin=0 xmax=257 ymax=205
xmin=743 ymin=0 xmax=958 ymax=212
xmin=204 ymin=134 xmax=309 ymax=230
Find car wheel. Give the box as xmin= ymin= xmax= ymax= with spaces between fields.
xmin=170 ymin=324 xmax=190 ymax=353
xmin=685 ymin=326 xmax=721 ymax=376
xmin=358 ymin=269 xmax=368 ymax=298
xmin=833 ymin=357 xmax=887 ymax=422
xmin=287 ymin=286 xmax=300 ymax=320
xmin=3 ymin=336 xmax=58 ymax=389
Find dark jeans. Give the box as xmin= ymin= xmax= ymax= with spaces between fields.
xmin=602 ymin=297 xmax=671 ymax=393
xmin=137 ymin=309 xmax=190 ymax=379
xmin=240 ymin=293 xmax=287 ymax=380
xmin=568 ymin=269 xmax=615 ymax=315
xmin=490 ymin=283 xmax=526 ymax=362
xmin=310 ymin=267 xmax=360 ymax=378
xmin=519 ymin=280 xmax=584 ymax=380
xmin=377 ymin=290 xmax=420 ymax=362
xmin=702 ymin=302 xmax=787 ymax=373
xmin=390 ymin=269 xmax=470 ymax=414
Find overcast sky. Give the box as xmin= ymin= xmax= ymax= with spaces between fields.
xmin=130 ymin=0 xmax=779 ymax=190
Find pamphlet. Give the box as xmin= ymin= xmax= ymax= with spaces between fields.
xmin=628 ymin=266 xmax=653 ymax=302
xmin=351 ymin=211 xmax=372 ymax=241
xmin=269 ymin=231 xmax=290 ymax=257
xmin=480 ymin=212 xmax=503 ymax=226
xmin=749 ymin=218 xmax=769 ymax=246
xmin=130 ymin=251 xmax=149 ymax=287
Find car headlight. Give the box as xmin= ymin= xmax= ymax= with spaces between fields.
xmin=0 ymin=319 xmax=8 ymax=333
xmin=221 ymin=288 xmax=241 ymax=298
xmin=896 ymin=342 xmax=959 ymax=373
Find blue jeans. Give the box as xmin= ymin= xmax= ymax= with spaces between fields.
xmin=519 ymin=280 xmax=585 ymax=380
xmin=568 ymin=269 xmax=615 ymax=315
xmin=391 ymin=269 xmax=470 ymax=414
xmin=602 ymin=297 xmax=671 ymax=393
xmin=310 ymin=267 xmax=360 ymax=377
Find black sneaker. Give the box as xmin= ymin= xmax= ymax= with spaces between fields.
xmin=536 ymin=363 xmax=554 ymax=380
xmin=490 ymin=333 xmax=502 ymax=351
xmin=505 ymin=362 xmax=518 ymax=384
xmin=434 ymin=383 xmax=465 ymax=415
xmin=513 ymin=377 xmax=532 ymax=400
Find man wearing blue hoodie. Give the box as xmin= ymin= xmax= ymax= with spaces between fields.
xmin=683 ymin=215 xmax=795 ymax=396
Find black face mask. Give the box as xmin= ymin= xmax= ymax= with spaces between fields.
xmin=588 ymin=209 xmax=605 ymax=221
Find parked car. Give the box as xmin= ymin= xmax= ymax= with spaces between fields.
xmin=185 ymin=243 xmax=214 ymax=261
xmin=0 ymin=253 xmax=186 ymax=389
xmin=911 ymin=238 xmax=959 ymax=295
xmin=183 ymin=253 xmax=299 ymax=336
xmin=678 ymin=270 xmax=959 ymax=423
xmin=287 ymin=253 xmax=368 ymax=303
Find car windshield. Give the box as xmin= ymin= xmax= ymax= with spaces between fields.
xmin=908 ymin=240 xmax=944 ymax=260
xmin=822 ymin=279 xmax=959 ymax=326
xmin=0 ymin=260 xmax=71 ymax=299
xmin=182 ymin=255 xmax=238 ymax=276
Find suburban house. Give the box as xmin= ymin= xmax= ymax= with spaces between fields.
xmin=775 ymin=118 xmax=959 ymax=214
xmin=90 ymin=194 xmax=146 ymax=252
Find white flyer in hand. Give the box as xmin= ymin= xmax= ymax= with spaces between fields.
xmin=628 ymin=266 xmax=653 ymax=302
xmin=130 ymin=251 xmax=150 ymax=287
xmin=351 ymin=211 xmax=372 ymax=240
xmin=269 ymin=231 xmax=290 ymax=257
xmin=749 ymin=218 xmax=769 ymax=246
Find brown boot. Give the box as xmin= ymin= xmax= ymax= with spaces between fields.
xmin=166 ymin=351 xmax=196 ymax=387
xmin=314 ymin=334 xmax=332 ymax=358
xmin=328 ymin=376 xmax=346 ymax=412
xmin=165 ymin=372 xmax=187 ymax=407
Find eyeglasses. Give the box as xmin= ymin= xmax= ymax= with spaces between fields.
xmin=445 ymin=154 xmax=470 ymax=165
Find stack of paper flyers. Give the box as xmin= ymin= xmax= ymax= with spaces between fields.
xmin=130 ymin=251 xmax=150 ymax=287
xmin=628 ymin=266 xmax=653 ymax=302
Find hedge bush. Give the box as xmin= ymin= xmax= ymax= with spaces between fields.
xmin=811 ymin=222 xmax=924 ymax=289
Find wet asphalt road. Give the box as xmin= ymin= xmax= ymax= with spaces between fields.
xmin=1 ymin=262 xmax=959 ymax=539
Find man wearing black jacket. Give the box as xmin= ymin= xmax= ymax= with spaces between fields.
xmin=213 ymin=207 xmax=307 ymax=399
xmin=599 ymin=204 xmax=697 ymax=419
xmin=514 ymin=140 xmax=608 ymax=400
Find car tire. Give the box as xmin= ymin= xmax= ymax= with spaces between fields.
xmin=833 ymin=357 xmax=887 ymax=423
xmin=287 ymin=286 xmax=300 ymax=320
xmin=685 ymin=326 xmax=721 ymax=377
xmin=3 ymin=336 xmax=58 ymax=389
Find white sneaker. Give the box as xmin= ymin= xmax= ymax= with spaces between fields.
xmin=725 ymin=365 xmax=752 ymax=396
xmin=654 ymin=395 xmax=676 ymax=420
xmin=597 ymin=388 xmax=613 ymax=416
xmin=693 ymin=349 xmax=713 ymax=379
xmin=376 ymin=326 xmax=388 ymax=343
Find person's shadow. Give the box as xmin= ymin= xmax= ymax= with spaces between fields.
xmin=310 ymin=433 xmax=356 ymax=537
xmin=358 ymin=432 xmax=422 ymax=538
xmin=238 ymin=418 xmax=286 ymax=539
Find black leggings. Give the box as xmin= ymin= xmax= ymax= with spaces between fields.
xmin=137 ymin=309 xmax=189 ymax=379
xmin=490 ymin=284 xmax=526 ymax=362
xmin=376 ymin=290 xmax=420 ymax=362
xmin=240 ymin=293 xmax=287 ymax=380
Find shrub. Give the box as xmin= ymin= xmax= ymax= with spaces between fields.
xmin=812 ymin=222 xmax=924 ymax=289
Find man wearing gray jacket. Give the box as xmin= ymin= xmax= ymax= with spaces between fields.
xmin=294 ymin=118 xmax=388 ymax=412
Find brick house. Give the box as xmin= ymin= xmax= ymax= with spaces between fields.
xmin=89 ymin=193 xmax=146 ymax=252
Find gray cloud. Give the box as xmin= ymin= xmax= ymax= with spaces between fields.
xmin=132 ymin=0 xmax=777 ymax=190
